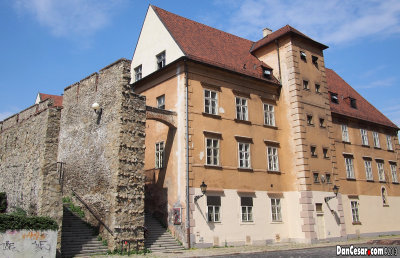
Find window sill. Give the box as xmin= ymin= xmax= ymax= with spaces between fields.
xmin=320 ymin=126 xmax=326 ymax=129
xmin=234 ymin=119 xmax=252 ymax=125
xmin=270 ymin=221 xmax=283 ymax=224
xmin=383 ymin=204 xmax=389 ymax=207
xmin=379 ymin=180 xmax=386 ymax=183
xmin=204 ymin=165 xmax=222 ymax=170
xmin=347 ymin=178 xmax=356 ymax=181
xmin=392 ymin=182 xmax=399 ymax=185
xmin=240 ymin=221 xmax=255 ymax=225
xmin=238 ymin=168 xmax=253 ymax=172
xmin=311 ymin=155 xmax=318 ymax=158
xmin=388 ymin=149 xmax=394 ymax=152
xmin=352 ymin=222 xmax=362 ymax=225
xmin=202 ymin=112 xmax=221 ymax=119
xmin=307 ymin=124 xmax=315 ymax=127
xmin=342 ymin=141 xmax=351 ymax=144
xmin=323 ymin=157 xmax=330 ymax=159
xmin=267 ymin=170 xmax=281 ymax=174
xmin=361 ymin=144 xmax=370 ymax=148
xmin=374 ymin=147 xmax=381 ymax=150
xmin=366 ymin=179 xmax=374 ymax=182
xmin=207 ymin=221 xmax=221 ymax=224
xmin=314 ymin=182 xmax=320 ymax=184
xmin=263 ymin=124 xmax=278 ymax=130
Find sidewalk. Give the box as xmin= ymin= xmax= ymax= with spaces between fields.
xmin=93 ymin=235 xmax=400 ymax=258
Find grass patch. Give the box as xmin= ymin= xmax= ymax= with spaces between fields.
xmin=62 ymin=196 xmax=84 ymax=218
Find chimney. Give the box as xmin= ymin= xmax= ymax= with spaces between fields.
xmin=263 ymin=28 xmax=273 ymax=37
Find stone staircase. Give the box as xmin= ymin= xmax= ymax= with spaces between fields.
xmin=145 ymin=212 xmax=184 ymax=252
xmin=61 ymin=207 xmax=108 ymax=257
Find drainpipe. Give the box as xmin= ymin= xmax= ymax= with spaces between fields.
xmin=184 ymin=58 xmax=191 ymax=249
xmin=275 ymin=39 xmax=282 ymax=82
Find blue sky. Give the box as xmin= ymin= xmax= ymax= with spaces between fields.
xmin=1 ymin=0 xmax=400 ymax=126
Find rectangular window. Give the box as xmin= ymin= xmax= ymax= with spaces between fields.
xmin=157 ymin=95 xmax=165 ymax=109
xmin=342 ymin=125 xmax=349 ymax=142
xmin=391 ymin=163 xmax=398 ymax=183
xmin=360 ymin=129 xmax=368 ymax=146
xmin=364 ymin=160 xmax=373 ymax=181
xmin=313 ymin=172 xmax=319 ymax=183
xmin=267 ymin=146 xmax=279 ymax=171
xmin=373 ymin=132 xmax=380 ymax=148
xmin=235 ymin=97 xmax=248 ymax=121
xmin=315 ymin=203 xmax=323 ymax=213
xmin=303 ymin=80 xmax=309 ymax=90
xmin=325 ymin=173 xmax=331 ymax=183
xmin=206 ymin=138 xmax=219 ymax=166
xmin=300 ymin=51 xmax=307 ymax=61
xmin=241 ymin=197 xmax=253 ymax=222
xmin=345 ymin=157 xmax=355 ymax=179
xmin=307 ymin=115 xmax=313 ymax=125
xmin=377 ymin=161 xmax=385 ymax=181
xmin=319 ymin=118 xmax=325 ymax=127
xmin=271 ymin=198 xmax=282 ymax=222
xmin=155 ymin=141 xmax=164 ymax=169
xmin=156 ymin=51 xmax=166 ymax=70
xmin=207 ymin=196 xmax=221 ymax=222
xmin=351 ymin=201 xmax=360 ymax=223
xmin=134 ymin=65 xmax=142 ymax=81
xmin=315 ymin=84 xmax=320 ymax=93
xmin=312 ymin=55 xmax=318 ymax=65
xmin=204 ymin=89 xmax=218 ymax=115
xmin=238 ymin=142 xmax=251 ymax=168
xmin=330 ymin=93 xmax=339 ymax=104
xmin=263 ymin=104 xmax=275 ymax=126
xmin=323 ymin=148 xmax=329 ymax=158
xmin=387 ymin=135 xmax=393 ymax=151
xmin=350 ymin=98 xmax=357 ymax=109
xmin=310 ymin=146 xmax=317 ymax=157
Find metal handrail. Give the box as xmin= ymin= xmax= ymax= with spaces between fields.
xmin=70 ymin=188 xmax=114 ymax=236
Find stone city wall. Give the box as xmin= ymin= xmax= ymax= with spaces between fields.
xmin=0 ymin=99 xmax=62 ymax=225
xmin=57 ymin=58 xmax=146 ymax=250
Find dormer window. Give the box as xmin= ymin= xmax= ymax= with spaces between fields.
xmin=330 ymin=93 xmax=339 ymax=104
xmin=134 ymin=65 xmax=142 ymax=82
xmin=262 ymin=67 xmax=272 ymax=78
xmin=312 ymin=55 xmax=318 ymax=65
xmin=300 ymin=51 xmax=307 ymax=61
xmin=350 ymin=98 xmax=357 ymax=109
xmin=156 ymin=51 xmax=166 ymax=70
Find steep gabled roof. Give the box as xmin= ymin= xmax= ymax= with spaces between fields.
xmin=326 ymin=68 xmax=398 ymax=129
xmin=251 ymin=25 xmax=328 ymax=53
xmin=38 ymin=93 xmax=63 ymax=107
xmin=151 ymin=5 xmax=280 ymax=85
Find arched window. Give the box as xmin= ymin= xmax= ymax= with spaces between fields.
xmin=381 ymin=187 xmax=387 ymax=205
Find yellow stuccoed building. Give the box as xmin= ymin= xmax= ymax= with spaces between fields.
xmin=132 ymin=5 xmax=400 ymax=248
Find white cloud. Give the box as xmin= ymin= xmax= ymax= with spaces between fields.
xmin=214 ymin=0 xmax=400 ymax=44
xmin=14 ymin=0 xmax=126 ymax=38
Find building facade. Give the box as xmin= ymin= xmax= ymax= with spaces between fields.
xmin=132 ymin=5 xmax=400 ymax=247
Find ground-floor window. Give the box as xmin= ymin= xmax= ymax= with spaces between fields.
xmin=351 ymin=201 xmax=360 ymax=223
xmin=241 ymin=197 xmax=253 ymax=222
xmin=271 ymin=198 xmax=282 ymax=222
xmin=207 ymin=196 xmax=221 ymax=222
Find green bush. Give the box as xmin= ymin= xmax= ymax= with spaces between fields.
xmin=0 ymin=214 xmax=58 ymax=232
xmin=0 ymin=192 xmax=7 ymax=213
xmin=62 ymin=196 xmax=85 ymax=218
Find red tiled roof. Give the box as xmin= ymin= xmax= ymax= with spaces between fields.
xmin=326 ymin=68 xmax=398 ymax=129
xmin=39 ymin=93 xmax=63 ymax=107
xmin=151 ymin=5 xmax=280 ymax=85
xmin=251 ymin=25 xmax=328 ymax=53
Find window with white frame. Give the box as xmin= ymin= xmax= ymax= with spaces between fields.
xmin=206 ymin=138 xmax=219 ymax=166
xmin=134 ymin=65 xmax=142 ymax=82
xmin=267 ymin=146 xmax=279 ymax=171
xmin=204 ymin=89 xmax=218 ymax=115
xmin=263 ymin=104 xmax=275 ymax=126
xmin=155 ymin=141 xmax=164 ymax=169
xmin=342 ymin=125 xmax=349 ymax=142
xmin=364 ymin=160 xmax=373 ymax=181
xmin=351 ymin=201 xmax=360 ymax=223
xmin=156 ymin=51 xmax=166 ymax=70
xmin=207 ymin=196 xmax=221 ymax=222
xmin=235 ymin=97 xmax=248 ymax=121
xmin=390 ymin=163 xmax=398 ymax=183
xmin=382 ymin=187 xmax=388 ymax=205
xmin=271 ymin=198 xmax=282 ymax=222
xmin=238 ymin=142 xmax=251 ymax=168
xmin=345 ymin=157 xmax=355 ymax=179
xmin=157 ymin=95 xmax=165 ymax=109
xmin=373 ymin=132 xmax=380 ymax=148
xmin=241 ymin=197 xmax=253 ymax=222
xmin=387 ymin=135 xmax=393 ymax=151
xmin=360 ymin=129 xmax=368 ymax=146
xmin=377 ymin=161 xmax=385 ymax=181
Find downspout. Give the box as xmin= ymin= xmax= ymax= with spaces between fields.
xmin=184 ymin=58 xmax=191 ymax=249
xmin=275 ymin=39 xmax=282 ymax=82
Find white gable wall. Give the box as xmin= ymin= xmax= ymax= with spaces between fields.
xmin=131 ymin=6 xmax=185 ymax=82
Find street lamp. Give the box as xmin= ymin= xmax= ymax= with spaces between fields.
xmin=324 ymin=184 xmax=339 ymax=203
xmin=92 ymin=102 xmax=103 ymax=115
xmin=194 ymin=181 xmax=207 ymax=202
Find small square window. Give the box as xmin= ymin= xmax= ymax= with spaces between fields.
xmin=300 ymin=51 xmax=307 ymax=61
xmin=157 ymin=95 xmax=165 ymax=109
xmin=323 ymin=148 xmax=329 ymax=158
xmin=350 ymin=98 xmax=357 ymax=109
xmin=326 ymin=173 xmax=331 ymax=183
xmin=313 ymin=172 xmax=319 ymax=183
xmin=319 ymin=118 xmax=325 ymax=127
xmin=330 ymin=93 xmax=339 ymax=104
xmin=307 ymin=115 xmax=313 ymax=125
xmin=311 ymin=146 xmax=317 ymax=157
xmin=303 ymin=80 xmax=309 ymax=90
xmin=315 ymin=84 xmax=320 ymax=93
xmin=315 ymin=203 xmax=323 ymax=212
xmin=263 ymin=68 xmax=272 ymax=78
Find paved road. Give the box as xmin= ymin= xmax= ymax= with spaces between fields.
xmin=219 ymin=245 xmax=399 ymax=258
